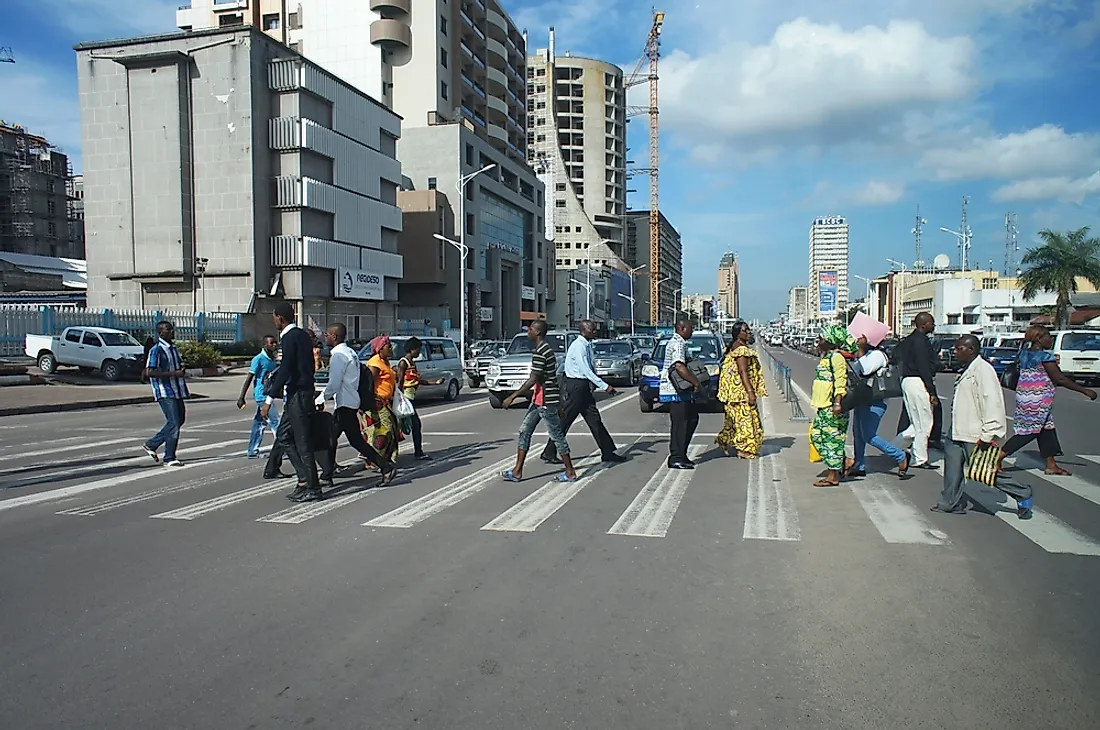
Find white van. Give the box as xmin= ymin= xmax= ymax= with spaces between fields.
xmin=1050 ymin=330 xmax=1100 ymax=385
xmin=979 ymin=333 xmax=1025 ymax=350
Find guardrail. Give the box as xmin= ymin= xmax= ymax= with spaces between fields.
xmin=759 ymin=346 xmax=809 ymax=422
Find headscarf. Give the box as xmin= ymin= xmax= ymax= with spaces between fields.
xmin=820 ymin=324 xmax=857 ymax=354
xmin=369 ymin=335 xmax=391 ymax=355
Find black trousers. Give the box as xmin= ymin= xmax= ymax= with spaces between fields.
xmin=409 ymin=410 xmax=425 ymax=456
xmin=272 ymin=390 xmax=319 ymax=489
xmin=898 ymin=398 xmax=943 ymax=442
xmin=541 ymin=377 xmax=617 ymax=460
xmin=668 ymin=400 xmax=699 ymax=464
xmin=1002 ymin=428 xmax=1062 ymax=459
xmin=333 ymin=406 xmax=392 ymax=472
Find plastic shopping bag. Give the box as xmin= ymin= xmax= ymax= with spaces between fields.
xmin=809 ymin=426 xmax=822 ymax=463
xmin=393 ymin=389 xmax=415 ymax=418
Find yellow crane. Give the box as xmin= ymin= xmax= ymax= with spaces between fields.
xmin=625 ymin=10 xmax=664 ymax=324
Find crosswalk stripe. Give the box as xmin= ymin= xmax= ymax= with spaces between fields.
xmin=363 ymin=453 xmax=518 ymax=529
xmin=150 ymin=479 xmax=296 ymax=520
xmin=481 ymin=448 xmax=607 ymax=533
xmin=0 ymin=438 xmax=202 ymax=489
xmin=743 ymin=449 xmax=801 ymax=541
xmin=850 ymin=476 xmax=951 ymax=545
xmin=257 ymin=444 xmax=485 ymax=525
xmin=0 ymin=436 xmax=140 ymax=464
xmin=0 ymin=440 xmax=246 ymax=513
xmin=1079 ymin=455 xmax=1100 ymax=466
xmin=1010 ymin=454 xmax=1100 ymax=509
xmin=608 ymin=444 xmax=705 ymax=538
xmin=56 ymin=463 xmax=261 ymax=516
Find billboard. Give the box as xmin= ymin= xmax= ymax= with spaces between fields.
xmin=608 ymin=268 xmax=631 ymax=321
xmin=818 ymin=270 xmax=838 ymax=315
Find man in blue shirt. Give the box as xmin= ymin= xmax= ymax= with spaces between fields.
xmin=237 ymin=335 xmax=280 ymax=458
xmin=142 ymin=320 xmax=190 ymax=467
xmin=540 ymin=319 xmax=626 ymax=465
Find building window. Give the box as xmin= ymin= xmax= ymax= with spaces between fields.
xmin=288 ymin=11 xmax=300 ymax=28
xmin=441 ymin=81 xmax=448 ymax=100
xmin=289 ymin=41 xmax=301 ymax=53
xmin=263 ymin=13 xmax=280 ymax=30
xmin=466 ymin=183 xmax=475 ymax=201
xmin=218 ymin=13 xmax=243 ymax=26
xmin=555 ymin=200 xmax=566 ymax=208
xmin=465 ymin=144 xmax=474 ymax=166
xmin=427 ymin=177 xmax=437 ymax=190
xmin=466 ymin=213 xmax=475 ymax=235
xmin=441 ymin=48 xmax=448 ymax=68
xmin=441 ymin=16 xmax=447 ymax=35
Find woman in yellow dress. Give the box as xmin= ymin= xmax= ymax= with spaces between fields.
xmin=363 ymin=335 xmax=402 ymax=462
xmin=716 ymin=322 xmax=767 ymax=458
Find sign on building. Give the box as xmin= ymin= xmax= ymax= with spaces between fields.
xmin=335 ymin=267 xmax=384 ymax=300
xmin=818 ymin=270 xmax=838 ymax=315
xmin=522 ymin=285 xmax=536 ymax=300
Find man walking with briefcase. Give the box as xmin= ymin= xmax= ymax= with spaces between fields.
xmin=660 ymin=319 xmax=703 ymax=470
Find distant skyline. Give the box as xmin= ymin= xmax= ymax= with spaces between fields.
xmin=1 ymin=0 xmax=1098 ymax=319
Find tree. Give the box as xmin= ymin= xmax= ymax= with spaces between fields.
xmin=1018 ymin=227 xmax=1100 ymax=328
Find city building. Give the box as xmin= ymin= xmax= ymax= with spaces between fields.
xmin=808 ymin=215 xmax=850 ymax=321
xmin=0 ymin=123 xmax=79 ymax=258
xmin=74 ymin=27 xmax=404 ymax=336
xmin=67 ymin=174 xmax=85 ymax=260
xmin=787 ymin=285 xmax=809 ymax=327
xmin=526 ymin=28 xmax=628 ymax=272
xmin=681 ymin=293 xmax=715 ymax=324
xmin=717 ymin=252 xmax=740 ymax=321
xmin=625 ymin=209 xmax=681 ymax=325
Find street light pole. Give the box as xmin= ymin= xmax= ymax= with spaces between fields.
xmin=570 ymin=278 xmax=592 ymax=325
xmin=455 ymin=163 xmax=496 ymax=369
xmin=886 ymin=258 xmax=908 ymax=334
xmin=625 ymin=263 xmax=647 ymax=336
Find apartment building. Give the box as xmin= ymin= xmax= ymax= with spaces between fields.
xmin=787 ymin=285 xmax=809 ymax=326
xmin=717 ymin=251 xmax=740 ymax=321
xmin=526 ymin=28 xmax=628 ymax=271
xmin=625 ymin=210 xmax=682 ymax=325
xmin=808 ymin=215 xmax=850 ymax=320
xmin=0 ymin=123 xmax=78 ymax=259
xmin=75 ymin=27 xmax=404 ymax=335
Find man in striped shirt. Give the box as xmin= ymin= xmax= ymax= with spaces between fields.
xmin=142 ymin=320 xmax=190 ymax=467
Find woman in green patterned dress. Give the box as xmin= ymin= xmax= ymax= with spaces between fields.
xmin=809 ymin=324 xmax=857 ymax=487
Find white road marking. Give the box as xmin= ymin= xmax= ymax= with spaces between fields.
xmin=0 ymin=438 xmax=203 ymax=487
xmin=1076 ymin=455 xmax=1100 ymax=466
xmin=850 ymin=476 xmax=951 ymax=545
xmin=744 ymin=396 xmax=801 ymax=541
xmin=608 ymin=444 xmax=705 ymax=538
xmin=257 ymin=444 xmax=484 ymax=525
xmin=150 ymin=478 xmax=297 ymax=520
xmin=481 ymin=449 xmax=606 ymax=533
xmin=0 ymin=436 xmax=148 ymax=464
xmin=0 ymin=440 xmax=246 ymax=513
xmin=57 ymin=463 xmax=260 ymax=516
xmin=1010 ymin=453 xmax=1100 ymax=509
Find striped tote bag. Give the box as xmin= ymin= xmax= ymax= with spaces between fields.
xmin=965 ymin=444 xmax=1002 ymax=487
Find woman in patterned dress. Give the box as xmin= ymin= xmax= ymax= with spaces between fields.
xmin=809 ymin=324 xmax=857 ymax=487
xmin=363 ymin=335 xmax=403 ymax=463
xmin=716 ymin=321 xmax=768 ymax=458
xmin=999 ymin=325 xmax=1095 ymax=475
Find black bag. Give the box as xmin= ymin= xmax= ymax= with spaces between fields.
xmin=307 ymin=409 xmax=337 ymax=454
xmin=356 ymin=362 xmax=375 ymax=408
xmin=1002 ymin=358 xmax=1020 ymax=390
xmin=670 ymin=358 xmax=713 ymax=400
xmin=261 ymin=366 xmax=282 ymax=399
xmin=869 ymin=362 xmax=903 ymax=399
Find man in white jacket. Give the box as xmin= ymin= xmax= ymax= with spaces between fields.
xmin=932 ymin=335 xmax=1033 ymax=519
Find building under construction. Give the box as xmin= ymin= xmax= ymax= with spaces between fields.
xmin=0 ymin=122 xmax=82 ymax=259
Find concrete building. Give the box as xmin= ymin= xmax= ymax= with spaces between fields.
xmin=717 ymin=252 xmax=740 ymax=321
xmin=808 ymin=215 xmax=849 ymax=321
xmin=67 ymin=174 xmax=85 ymax=260
xmin=398 ymin=122 xmax=551 ymax=339
xmin=74 ymin=27 xmax=403 ymax=336
xmin=526 ymin=28 xmax=628 ymax=271
xmin=787 ymin=285 xmax=809 ymax=327
xmin=681 ymin=293 xmax=715 ymax=323
xmin=0 ymin=123 xmax=79 ymax=259
xmin=625 ymin=209 xmax=681 ymax=325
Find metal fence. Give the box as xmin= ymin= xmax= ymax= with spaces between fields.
xmin=0 ymin=306 xmax=243 ymax=357
xmin=760 ymin=346 xmax=809 ymax=422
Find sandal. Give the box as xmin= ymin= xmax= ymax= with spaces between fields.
xmin=813 ymin=478 xmax=840 ymax=487
xmin=1044 ymin=466 xmax=1071 ymax=476
xmin=898 ymin=453 xmax=911 ymax=479
xmin=501 ymin=469 xmax=522 ymax=482
xmin=554 ymin=472 xmax=579 ymax=483
xmin=380 ymin=468 xmax=398 ymax=486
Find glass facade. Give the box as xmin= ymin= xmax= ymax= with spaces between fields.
xmin=478 ymin=191 xmax=526 ymax=280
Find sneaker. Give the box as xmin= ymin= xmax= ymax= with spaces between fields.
xmin=142 ymin=444 xmax=160 ymax=463
xmin=1017 ymin=497 xmax=1033 ymax=520
xmin=164 ymin=459 xmax=184 ymax=467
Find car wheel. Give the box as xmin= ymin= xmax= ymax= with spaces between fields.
xmin=488 ymin=392 xmax=505 ymax=409
xmin=468 ymin=376 xmax=481 ymax=388
xmin=37 ymin=353 xmax=57 ymax=374
xmin=639 ymin=396 xmax=653 ymax=413
xmin=102 ymin=359 xmax=121 ymax=382
xmin=445 ymin=378 xmax=460 ymax=401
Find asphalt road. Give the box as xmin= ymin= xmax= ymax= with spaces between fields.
xmin=2 ymin=370 xmax=1099 ymax=729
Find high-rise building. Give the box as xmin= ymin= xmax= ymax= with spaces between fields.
xmin=75 ymin=27 xmax=404 ymax=334
xmin=625 ymin=210 xmax=681 ymax=325
xmin=787 ymin=285 xmax=809 ymax=326
xmin=0 ymin=123 xmax=78 ymax=258
xmin=717 ymin=252 xmax=740 ymax=321
xmin=526 ymin=28 xmax=628 ymax=272
xmin=808 ymin=215 xmax=850 ymax=320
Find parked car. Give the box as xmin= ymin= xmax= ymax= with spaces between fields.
xmin=981 ymin=346 xmax=1018 ymax=377
xmin=338 ymin=335 xmax=463 ymax=401
xmin=930 ymin=336 xmax=961 ymax=372
xmin=638 ymin=332 xmax=724 ymax=413
xmin=617 ymin=334 xmax=657 ymax=353
xmin=25 ymin=326 xmax=146 ymax=381
xmin=464 ymin=340 xmax=508 ymax=388
xmin=1049 ymin=329 xmax=1100 ymax=386
xmin=592 ymin=339 xmax=643 ymax=386
xmin=485 ymin=330 xmax=578 ymax=409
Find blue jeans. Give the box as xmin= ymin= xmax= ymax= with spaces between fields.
xmin=517 ymin=403 xmax=570 ymax=456
xmin=248 ymin=403 xmax=280 ymax=456
xmin=853 ymin=400 xmax=906 ymax=470
xmin=147 ymin=398 xmax=186 ymax=461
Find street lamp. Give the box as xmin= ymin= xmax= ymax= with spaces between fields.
xmin=454 ymin=163 xmax=496 ymax=367
xmin=669 ymin=287 xmax=683 ymax=327
xmin=624 ymin=263 xmax=647 ymax=336
xmin=569 ymin=277 xmax=592 ymax=323
xmin=886 ymin=258 xmax=908 ymax=334
xmin=194 ymin=257 xmax=209 ymax=315
xmin=433 ymin=233 xmax=472 ymax=370
xmin=939 ymin=226 xmax=971 ymax=271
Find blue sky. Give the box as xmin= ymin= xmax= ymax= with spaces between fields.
xmin=3 ymin=0 xmax=1099 ymax=319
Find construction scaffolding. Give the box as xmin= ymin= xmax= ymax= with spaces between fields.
xmin=0 ymin=121 xmax=75 ymax=258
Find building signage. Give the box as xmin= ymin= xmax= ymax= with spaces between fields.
xmin=479 ymin=306 xmax=494 ymax=322
xmin=522 ymin=285 xmax=536 ymax=300
xmin=818 ymin=269 xmax=838 ymax=315
xmin=815 ymin=217 xmax=846 ymax=226
xmin=487 ymin=240 xmax=522 ymax=255
xmin=336 ymin=267 xmax=384 ymax=300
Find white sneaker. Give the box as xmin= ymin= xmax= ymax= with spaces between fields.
xmin=164 ymin=459 xmax=184 ymax=467
xmin=142 ymin=444 xmax=160 ymax=463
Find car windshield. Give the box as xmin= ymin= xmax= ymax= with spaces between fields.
xmin=506 ymin=333 xmax=570 ymax=354
xmin=651 ymin=336 xmax=722 ymax=362
xmin=357 ymin=340 xmax=424 ymax=361
xmin=1062 ymin=332 xmax=1100 ymax=351
xmin=100 ymin=332 xmax=141 ymax=346
xmin=594 ymin=341 xmax=633 ymax=356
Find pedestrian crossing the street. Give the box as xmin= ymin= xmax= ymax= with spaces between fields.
xmin=5 ymin=425 xmax=1100 ymax=559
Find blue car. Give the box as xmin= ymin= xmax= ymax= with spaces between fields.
xmin=638 ymin=332 xmax=725 ymax=412
xmin=981 ymin=346 xmax=1018 ymax=376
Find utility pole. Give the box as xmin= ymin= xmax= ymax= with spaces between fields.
xmin=912 ymin=205 xmax=927 ymax=269
xmin=1004 ymin=212 xmax=1019 ymax=276
xmin=959 ymin=196 xmax=971 ymax=271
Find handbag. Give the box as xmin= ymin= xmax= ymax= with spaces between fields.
xmin=1001 ymin=358 xmax=1020 ymax=390
xmin=393 ymin=389 xmax=415 ymax=418
xmin=670 ymin=358 xmax=713 ymax=400
xmin=869 ymin=362 xmax=903 ymax=399
xmin=838 ymin=355 xmax=872 ymax=412
xmin=965 ymin=443 xmax=1003 ymax=487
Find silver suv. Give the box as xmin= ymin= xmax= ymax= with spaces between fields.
xmin=485 ymin=330 xmax=578 ymax=409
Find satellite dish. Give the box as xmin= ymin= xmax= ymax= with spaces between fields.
xmin=933 ymin=253 xmax=950 ymax=270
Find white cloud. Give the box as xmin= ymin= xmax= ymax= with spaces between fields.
xmin=853 ymin=180 xmax=906 ymax=205
xmin=657 ymin=18 xmax=975 ymax=153
xmin=920 ymin=124 xmax=1100 ymax=182
xmin=30 ymin=0 xmax=178 ymax=37
xmin=992 ymin=172 xmax=1100 ymax=204
xmin=808 ymin=179 xmax=906 ymax=208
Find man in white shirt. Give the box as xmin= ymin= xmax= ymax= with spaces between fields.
xmin=933 ymin=334 xmax=1032 ymax=519
xmin=317 ymin=323 xmax=395 ymax=483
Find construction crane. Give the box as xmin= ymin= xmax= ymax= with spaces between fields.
xmin=0 ymin=47 xmax=14 ymax=64
xmin=625 ymin=9 xmax=664 ymax=324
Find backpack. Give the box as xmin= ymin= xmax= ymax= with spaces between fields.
xmin=261 ymin=365 xmax=282 ymax=399
xmin=356 ymin=361 xmax=375 ymax=409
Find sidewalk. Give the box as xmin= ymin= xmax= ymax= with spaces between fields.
xmin=0 ymin=376 xmax=245 ymax=417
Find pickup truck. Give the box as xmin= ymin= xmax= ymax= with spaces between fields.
xmin=25 ymin=326 xmax=147 ymax=381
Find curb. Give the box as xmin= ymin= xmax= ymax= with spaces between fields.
xmin=0 ymin=374 xmax=44 ymax=386
xmin=0 ymin=392 xmax=209 ymax=418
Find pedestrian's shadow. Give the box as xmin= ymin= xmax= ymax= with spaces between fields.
xmin=759 ymin=437 xmax=795 ymax=457
xmin=321 ymin=440 xmax=510 ymax=497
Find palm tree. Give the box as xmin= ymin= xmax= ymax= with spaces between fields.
xmin=1018 ymin=227 xmax=1100 ymax=328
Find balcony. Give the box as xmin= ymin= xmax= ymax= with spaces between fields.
xmin=486 ymin=37 xmax=507 ymax=65
xmin=461 ymin=73 xmax=487 ymax=99
xmin=486 ymin=8 xmax=508 ymax=37
xmin=486 ymin=66 xmax=507 ymax=92
xmin=213 ymin=0 xmax=247 ymax=8
xmin=487 ymin=95 xmax=508 ymax=119
xmin=460 ymin=9 xmax=485 ymax=40
xmin=487 ymin=121 xmax=508 ymax=146
xmin=370 ymin=19 xmax=411 ymax=53
xmin=369 ymin=0 xmax=410 ymax=16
